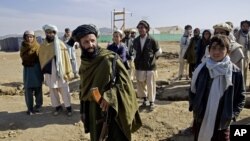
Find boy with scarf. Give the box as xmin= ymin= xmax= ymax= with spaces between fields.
xmin=73 ymin=24 xmax=142 ymax=141
xmin=20 ymin=30 xmax=43 ymax=115
xmin=189 ymin=35 xmax=245 ymax=141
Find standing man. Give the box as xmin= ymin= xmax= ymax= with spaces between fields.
xmin=133 ymin=20 xmax=162 ymax=110
xmin=185 ymin=28 xmax=201 ymax=78
xmin=128 ymin=29 xmax=137 ymax=80
xmin=39 ymin=24 xmax=73 ymax=116
xmin=62 ymin=28 xmax=79 ymax=79
xmin=73 ymin=24 xmax=141 ymax=141
xmin=122 ymin=29 xmax=131 ymax=47
xmin=213 ymin=23 xmax=245 ymax=84
xmin=234 ymin=20 xmax=250 ymax=86
xmin=178 ymin=25 xmax=192 ymax=80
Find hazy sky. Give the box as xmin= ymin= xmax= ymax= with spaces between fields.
xmin=0 ymin=0 xmax=249 ymax=36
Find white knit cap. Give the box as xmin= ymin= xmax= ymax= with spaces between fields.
xmin=43 ymin=24 xmax=58 ymax=33
xmin=114 ymin=29 xmax=123 ymax=35
xmin=24 ymin=30 xmax=35 ymax=35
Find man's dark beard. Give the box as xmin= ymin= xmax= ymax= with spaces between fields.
xmin=46 ymin=36 xmax=55 ymax=43
xmin=80 ymin=46 xmax=99 ymax=59
xmin=242 ymin=29 xmax=249 ymax=34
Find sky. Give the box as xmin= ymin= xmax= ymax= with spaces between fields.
xmin=0 ymin=0 xmax=249 ymax=36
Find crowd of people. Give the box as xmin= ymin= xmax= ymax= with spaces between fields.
xmin=19 ymin=20 xmax=249 ymax=141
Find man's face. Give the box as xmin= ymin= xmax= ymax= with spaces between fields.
xmin=45 ymin=29 xmax=55 ymax=42
xmin=65 ymin=31 xmax=71 ymax=37
xmin=79 ymin=34 xmax=97 ymax=53
xmin=194 ymin=30 xmax=200 ymax=37
xmin=214 ymin=29 xmax=227 ymax=35
xmin=124 ymin=31 xmax=130 ymax=37
xmin=130 ymin=32 xmax=136 ymax=38
xmin=241 ymin=23 xmax=250 ymax=33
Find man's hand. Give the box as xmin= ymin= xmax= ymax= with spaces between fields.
xmin=100 ymin=98 xmax=109 ymax=112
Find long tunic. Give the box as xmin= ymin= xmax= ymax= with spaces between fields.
xmin=23 ymin=62 xmax=43 ymax=88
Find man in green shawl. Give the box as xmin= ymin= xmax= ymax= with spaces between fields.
xmin=72 ymin=24 xmax=142 ymax=141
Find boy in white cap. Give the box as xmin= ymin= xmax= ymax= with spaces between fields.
xmin=20 ymin=30 xmax=43 ymax=115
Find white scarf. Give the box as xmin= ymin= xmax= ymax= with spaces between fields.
xmin=191 ymin=55 xmax=233 ymax=141
xmin=54 ymin=35 xmax=64 ymax=79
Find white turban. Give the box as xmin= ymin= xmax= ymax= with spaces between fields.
xmin=42 ymin=24 xmax=58 ymax=33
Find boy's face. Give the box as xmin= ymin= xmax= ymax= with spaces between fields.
xmin=25 ymin=34 xmax=34 ymax=43
xmin=112 ymin=32 xmax=122 ymax=44
xmin=209 ymin=42 xmax=228 ymax=62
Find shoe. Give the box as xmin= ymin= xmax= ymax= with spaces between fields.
xmin=140 ymin=100 xmax=147 ymax=107
xmin=34 ymin=105 xmax=42 ymax=112
xmin=66 ymin=106 xmax=73 ymax=117
xmin=149 ymin=102 xmax=156 ymax=111
xmin=26 ymin=111 xmax=35 ymax=115
xmin=178 ymin=75 xmax=182 ymax=80
xmin=53 ymin=106 xmax=63 ymax=116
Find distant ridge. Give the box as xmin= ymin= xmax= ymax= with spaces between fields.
xmin=0 ymin=25 xmax=184 ymax=39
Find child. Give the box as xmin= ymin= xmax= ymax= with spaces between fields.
xmin=20 ymin=30 xmax=43 ymax=115
xmin=107 ymin=29 xmax=130 ymax=69
xmin=189 ymin=34 xmax=245 ymax=141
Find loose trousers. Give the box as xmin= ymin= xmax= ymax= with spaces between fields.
xmin=135 ymin=70 xmax=156 ymax=102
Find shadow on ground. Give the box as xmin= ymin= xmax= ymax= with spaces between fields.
xmin=0 ymin=104 xmax=81 ymax=131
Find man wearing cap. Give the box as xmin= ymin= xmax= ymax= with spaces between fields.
xmin=73 ymin=24 xmax=141 ymax=141
xmin=39 ymin=24 xmax=74 ymax=116
xmin=20 ymin=30 xmax=43 ymax=115
xmin=178 ymin=25 xmax=192 ymax=80
xmin=133 ymin=20 xmax=162 ymax=110
xmin=212 ymin=23 xmax=244 ymax=76
xmin=122 ymin=29 xmax=131 ymax=47
xmin=235 ymin=20 xmax=250 ymax=86
xmin=185 ymin=27 xmax=201 ymax=79
xmin=128 ymin=29 xmax=137 ymax=80
xmin=61 ymin=28 xmax=79 ymax=79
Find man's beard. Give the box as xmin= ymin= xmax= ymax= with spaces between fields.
xmin=242 ymin=29 xmax=249 ymax=34
xmin=46 ymin=36 xmax=55 ymax=43
xmin=80 ymin=45 xmax=99 ymax=59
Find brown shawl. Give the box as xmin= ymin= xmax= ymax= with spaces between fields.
xmin=20 ymin=38 xmax=40 ymax=66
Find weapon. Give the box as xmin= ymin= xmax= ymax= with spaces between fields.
xmin=91 ymin=87 xmax=111 ymax=141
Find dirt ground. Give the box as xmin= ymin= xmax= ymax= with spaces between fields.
xmin=0 ymin=41 xmax=250 ymax=141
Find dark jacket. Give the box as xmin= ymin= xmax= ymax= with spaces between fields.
xmin=189 ymin=64 xmax=245 ymax=130
xmin=185 ymin=36 xmax=201 ymax=64
xmin=133 ymin=35 xmax=159 ymax=70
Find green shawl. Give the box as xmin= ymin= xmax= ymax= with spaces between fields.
xmin=79 ymin=48 xmax=142 ymax=141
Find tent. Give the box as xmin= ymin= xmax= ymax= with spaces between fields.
xmin=0 ymin=37 xmax=22 ymax=52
